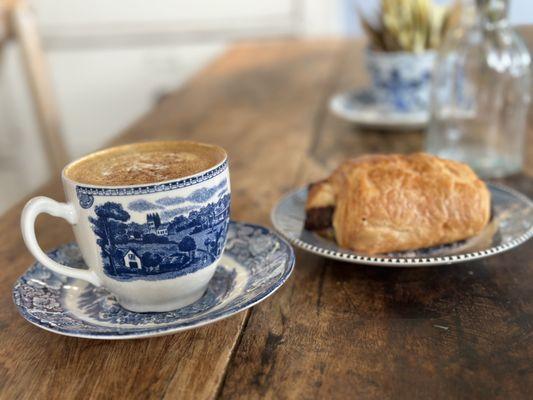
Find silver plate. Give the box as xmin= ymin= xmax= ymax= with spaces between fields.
xmin=271 ymin=183 xmax=533 ymax=267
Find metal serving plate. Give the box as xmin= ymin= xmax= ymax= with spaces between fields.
xmin=271 ymin=183 xmax=532 ymax=267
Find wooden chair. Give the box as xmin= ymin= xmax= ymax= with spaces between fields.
xmin=0 ymin=0 xmax=68 ymax=172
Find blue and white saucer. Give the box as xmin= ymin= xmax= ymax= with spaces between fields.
xmin=13 ymin=222 xmax=294 ymax=339
xmin=329 ymin=89 xmax=429 ymax=130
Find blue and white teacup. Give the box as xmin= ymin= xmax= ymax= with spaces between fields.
xmin=366 ymin=49 xmax=435 ymax=112
xmin=21 ymin=141 xmax=230 ymax=312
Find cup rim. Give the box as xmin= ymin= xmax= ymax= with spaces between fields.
xmin=62 ymin=140 xmax=228 ymax=189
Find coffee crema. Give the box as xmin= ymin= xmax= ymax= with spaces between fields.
xmin=64 ymin=141 xmax=226 ymax=186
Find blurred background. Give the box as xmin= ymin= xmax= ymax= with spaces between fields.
xmin=0 ymin=0 xmax=531 ymax=214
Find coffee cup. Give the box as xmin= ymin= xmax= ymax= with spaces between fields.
xmin=21 ymin=141 xmax=230 ymax=312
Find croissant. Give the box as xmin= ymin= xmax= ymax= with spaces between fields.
xmin=305 ymin=153 xmax=491 ymax=254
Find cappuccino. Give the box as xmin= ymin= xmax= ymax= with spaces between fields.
xmin=64 ymin=141 xmax=226 ymax=186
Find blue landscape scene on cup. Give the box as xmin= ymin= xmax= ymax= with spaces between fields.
xmin=89 ymin=180 xmax=230 ymax=281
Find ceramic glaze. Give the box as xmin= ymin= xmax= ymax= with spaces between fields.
xmin=329 ymin=88 xmax=429 ymax=130
xmin=83 ymin=180 xmax=230 ymax=282
xmin=13 ymin=222 xmax=295 ymax=339
xmin=366 ymin=50 xmax=435 ymax=112
xmin=21 ymin=155 xmax=231 ymax=312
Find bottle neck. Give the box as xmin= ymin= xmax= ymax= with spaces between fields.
xmin=459 ymin=0 xmax=477 ymax=25
xmin=476 ymin=0 xmax=510 ymax=29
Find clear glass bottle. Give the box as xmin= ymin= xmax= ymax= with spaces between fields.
xmin=426 ymin=0 xmax=531 ymax=178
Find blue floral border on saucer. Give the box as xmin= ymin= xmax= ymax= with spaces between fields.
xmin=13 ymin=221 xmax=295 ymax=339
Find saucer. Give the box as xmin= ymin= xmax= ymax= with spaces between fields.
xmin=271 ymin=183 xmax=532 ymax=267
xmin=13 ymin=222 xmax=294 ymax=339
xmin=329 ymin=89 xmax=429 ymax=130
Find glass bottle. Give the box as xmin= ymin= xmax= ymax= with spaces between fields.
xmin=426 ymin=0 xmax=531 ymax=178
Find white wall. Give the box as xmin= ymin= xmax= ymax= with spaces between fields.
xmin=341 ymin=0 xmax=533 ymax=36
xmin=1 ymin=0 xmax=532 ymax=214
xmin=0 ymin=0 xmax=307 ymax=213
xmin=0 ymin=43 xmax=51 ymax=205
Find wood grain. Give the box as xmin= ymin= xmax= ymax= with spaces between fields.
xmin=0 ymin=40 xmax=343 ymax=399
xmin=218 ymin=41 xmax=533 ymax=400
xmin=0 ymin=36 xmax=532 ymax=400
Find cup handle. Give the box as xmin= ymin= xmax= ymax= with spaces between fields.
xmin=21 ymin=196 xmax=101 ymax=286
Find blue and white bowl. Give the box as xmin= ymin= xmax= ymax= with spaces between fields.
xmin=366 ymin=49 xmax=435 ymax=112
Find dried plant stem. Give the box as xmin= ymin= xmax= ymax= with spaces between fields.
xmin=358 ymin=0 xmax=456 ymax=52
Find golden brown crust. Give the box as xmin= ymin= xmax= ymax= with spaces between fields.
xmin=306 ymin=180 xmax=336 ymax=210
xmin=305 ymin=153 xmax=491 ymax=254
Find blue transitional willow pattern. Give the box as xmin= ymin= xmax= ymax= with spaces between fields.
xmin=88 ymin=193 xmax=230 ymax=281
xmin=75 ymin=162 xmax=231 ymax=282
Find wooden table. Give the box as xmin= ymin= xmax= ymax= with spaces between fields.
xmin=1 ymin=37 xmax=532 ymax=399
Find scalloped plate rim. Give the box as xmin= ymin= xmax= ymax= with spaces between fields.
xmin=271 ymin=183 xmax=533 ymax=267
